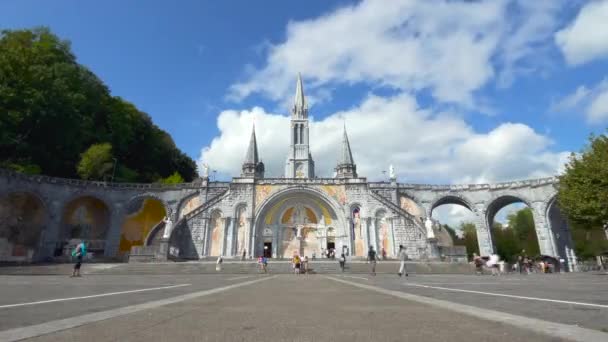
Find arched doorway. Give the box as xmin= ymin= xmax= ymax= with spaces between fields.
xmin=486 ymin=196 xmax=539 ymax=265
xmin=374 ymin=210 xmax=393 ymax=258
xmin=253 ymin=188 xmax=346 ymax=259
xmin=351 ymin=206 xmax=366 ymax=257
xmin=119 ymin=197 xmax=166 ymax=255
xmin=208 ymin=210 xmax=225 ymax=257
xmin=0 ymin=192 xmax=47 ymax=261
xmin=430 ymin=195 xmax=478 ymax=260
xmin=61 ymin=196 xmax=110 ymax=256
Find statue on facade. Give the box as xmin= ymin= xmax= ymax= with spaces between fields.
xmin=162 ymin=214 xmax=173 ymax=239
xmin=425 ymin=217 xmax=435 ymax=239
xmin=202 ymin=164 xmax=209 ymax=178
xmin=389 ymin=164 xmax=395 ymax=180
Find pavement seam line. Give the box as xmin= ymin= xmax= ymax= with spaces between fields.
xmin=324 ymin=276 xmax=608 ymax=342
xmin=0 ymin=284 xmax=192 ymax=309
xmin=405 ymin=283 xmax=608 ymax=309
xmin=0 ymin=276 xmax=276 ymax=342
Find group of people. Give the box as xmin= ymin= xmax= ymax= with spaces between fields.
xmin=473 ymin=253 xmax=502 ymax=275
xmin=317 ymin=248 xmax=336 ymax=260
xmin=291 ymin=255 xmax=310 ymax=274
xmin=366 ymin=245 xmax=409 ymax=277
xmin=472 ymin=251 xmax=560 ymax=275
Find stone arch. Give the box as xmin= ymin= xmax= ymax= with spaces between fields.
xmin=429 ymin=194 xmax=474 ymax=217
xmin=60 ymin=195 xmax=111 ymax=255
xmin=350 ymin=203 xmax=366 ymax=257
xmin=126 ymin=193 xmax=171 ymax=219
xmin=119 ymin=195 xmax=168 ymax=255
xmin=374 ymin=209 xmax=392 ymax=257
xmin=545 ymin=195 xmax=572 ymax=263
xmin=485 ymin=193 xmax=539 ymax=259
xmin=485 ymin=193 xmax=532 ymax=228
xmin=0 ymin=191 xmax=48 ymax=261
xmin=253 ymin=186 xmax=347 ymax=258
xmin=208 ymin=209 xmax=225 ymax=256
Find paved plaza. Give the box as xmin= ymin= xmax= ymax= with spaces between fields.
xmin=0 ymin=272 xmax=606 ymax=341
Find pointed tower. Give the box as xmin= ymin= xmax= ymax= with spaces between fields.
xmin=335 ymin=126 xmax=357 ymax=178
xmin=242 ymin=124 xmax=265 ymax=178
xmin=285 ymin=74 xmax=315 ymax=178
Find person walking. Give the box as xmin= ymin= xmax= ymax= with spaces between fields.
xmin=339 ymin=253 xmax=346 ymax=272
xmin=303 ymin=256 xmax=309 ymax=274
xmin=398 ymin=245 xmax=408 ymax=277
xmin=70 ymin=240 xmax=87 ymax=277
xmin=292 ymin=254 xmax=301 ymax=274
xmin=216 ymin=255 xmax=223 ymax=272
xmin=367 ymin=246 xmax=377 ymax=276
xmin=262 ymin=255 xmax=268 ymax=273
xmin=241 ymin=249 xmax=246 ymax=261
xmin=473 ymin=253 xmax=483 ymax=275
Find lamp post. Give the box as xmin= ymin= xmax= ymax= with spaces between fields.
xmin=110 ymin=158 xmax=117 ymax=182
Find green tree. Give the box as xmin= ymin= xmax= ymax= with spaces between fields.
xmin=491 ymin=222 xmax=521 ymax=262
xmin=442 ymin=224 xmax=462 ymax=245
xmin=77 ymin=143 xmax=114 ymax=180
xmin=158 ymin=171 xmax=185 ymax=185
xmin=507 ymin=208 xmax=540 ymax=256
xmin=558 ymin=133 xmax=608 ymax=257
xmin=0 ymin=27 xmax=198 ymax=182
xmin=460 ymin=222 xmax=479 ymax=259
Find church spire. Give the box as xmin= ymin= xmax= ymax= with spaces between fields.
xmin=242 ymin=124 xmax=264 ymax=178
xmin=292 ymin=73 xmax=308 ymax=118
xmin=335 ymin=125 xmax=357 ymax=179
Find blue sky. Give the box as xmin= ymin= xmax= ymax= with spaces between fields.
xmin=2 ymin=0 xmax=608 ymax=226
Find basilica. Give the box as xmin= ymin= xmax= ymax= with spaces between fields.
xmin=0 ymin=76 xmax=571 ymax=265
xmin=164 ymin=75 xmax=458 ymax=261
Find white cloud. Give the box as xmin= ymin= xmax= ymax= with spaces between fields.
xmin=199 ymin=93 xmax=568 ymax=183
xmin=555 ymin=0 xmax=608 ymax=65
xmin=497 ymin=0 xmax=564 ymax=87
xmin=432 ymin=205 xmax=476 ymax=234
xmin=229 ymin=0 xmax=563 ymax=108
xmin=552 ymin=78 xmax=608 ymax=124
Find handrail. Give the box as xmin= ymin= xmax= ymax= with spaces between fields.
xmin=368 ymin=190 xmax=426 ymax=236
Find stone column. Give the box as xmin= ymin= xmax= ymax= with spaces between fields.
xmin=202 ymin=216 xmax=211 ymax=256
xmin=389 ymin=217 xmax=397 ymax=257
xmin=104 ymin=203 xmax=124 ymax=258
xmin=363 ymin=217 xmax=371 ymax=255
xmin=39 ymin=200 xmax=63 ymax=260
xmin=224 ymin=217 xmax=233 ymax=257
xmin=272 ymin=224 xmax=279 ymax=258
xmin=531 ymin=202 xmax=558 ymax=257
xmin=369 ymin=218 xmax=378 ymax=254
xmin=473 ymin=203 xmax=494 ymax=256
xmin=248 ymin=218 xmax=256 ymax=258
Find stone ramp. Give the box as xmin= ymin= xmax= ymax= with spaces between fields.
xmin=0 ymin=261 xmax=474 ymax=275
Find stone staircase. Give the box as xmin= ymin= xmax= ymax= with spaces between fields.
xmin=0 ymin=261 xmax=474 ymax=275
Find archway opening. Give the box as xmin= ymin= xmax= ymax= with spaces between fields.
xmin=253 ymin=189 xmax=343 ymax=259
xmin=487 ymin=196 xmax=541 ymax=269
xmin=374 ymin=210 xmax=393 ymax=259
xmin=351 ymin=206 xmax=365 ymax=257
xmin=0 ymin=192 xmax=46 ymax=261
xmin=119 ymin=198 xmax=166 ymax=255
xmin=208 ymin=210 xmax=225 ymax=257
xmin=431 ymin=196 xmax=476 ymax=261
xmin=234 ymin=206 xmax=248 ymax=257
xmin=61 ymin=196 xmax=110 ymax=256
